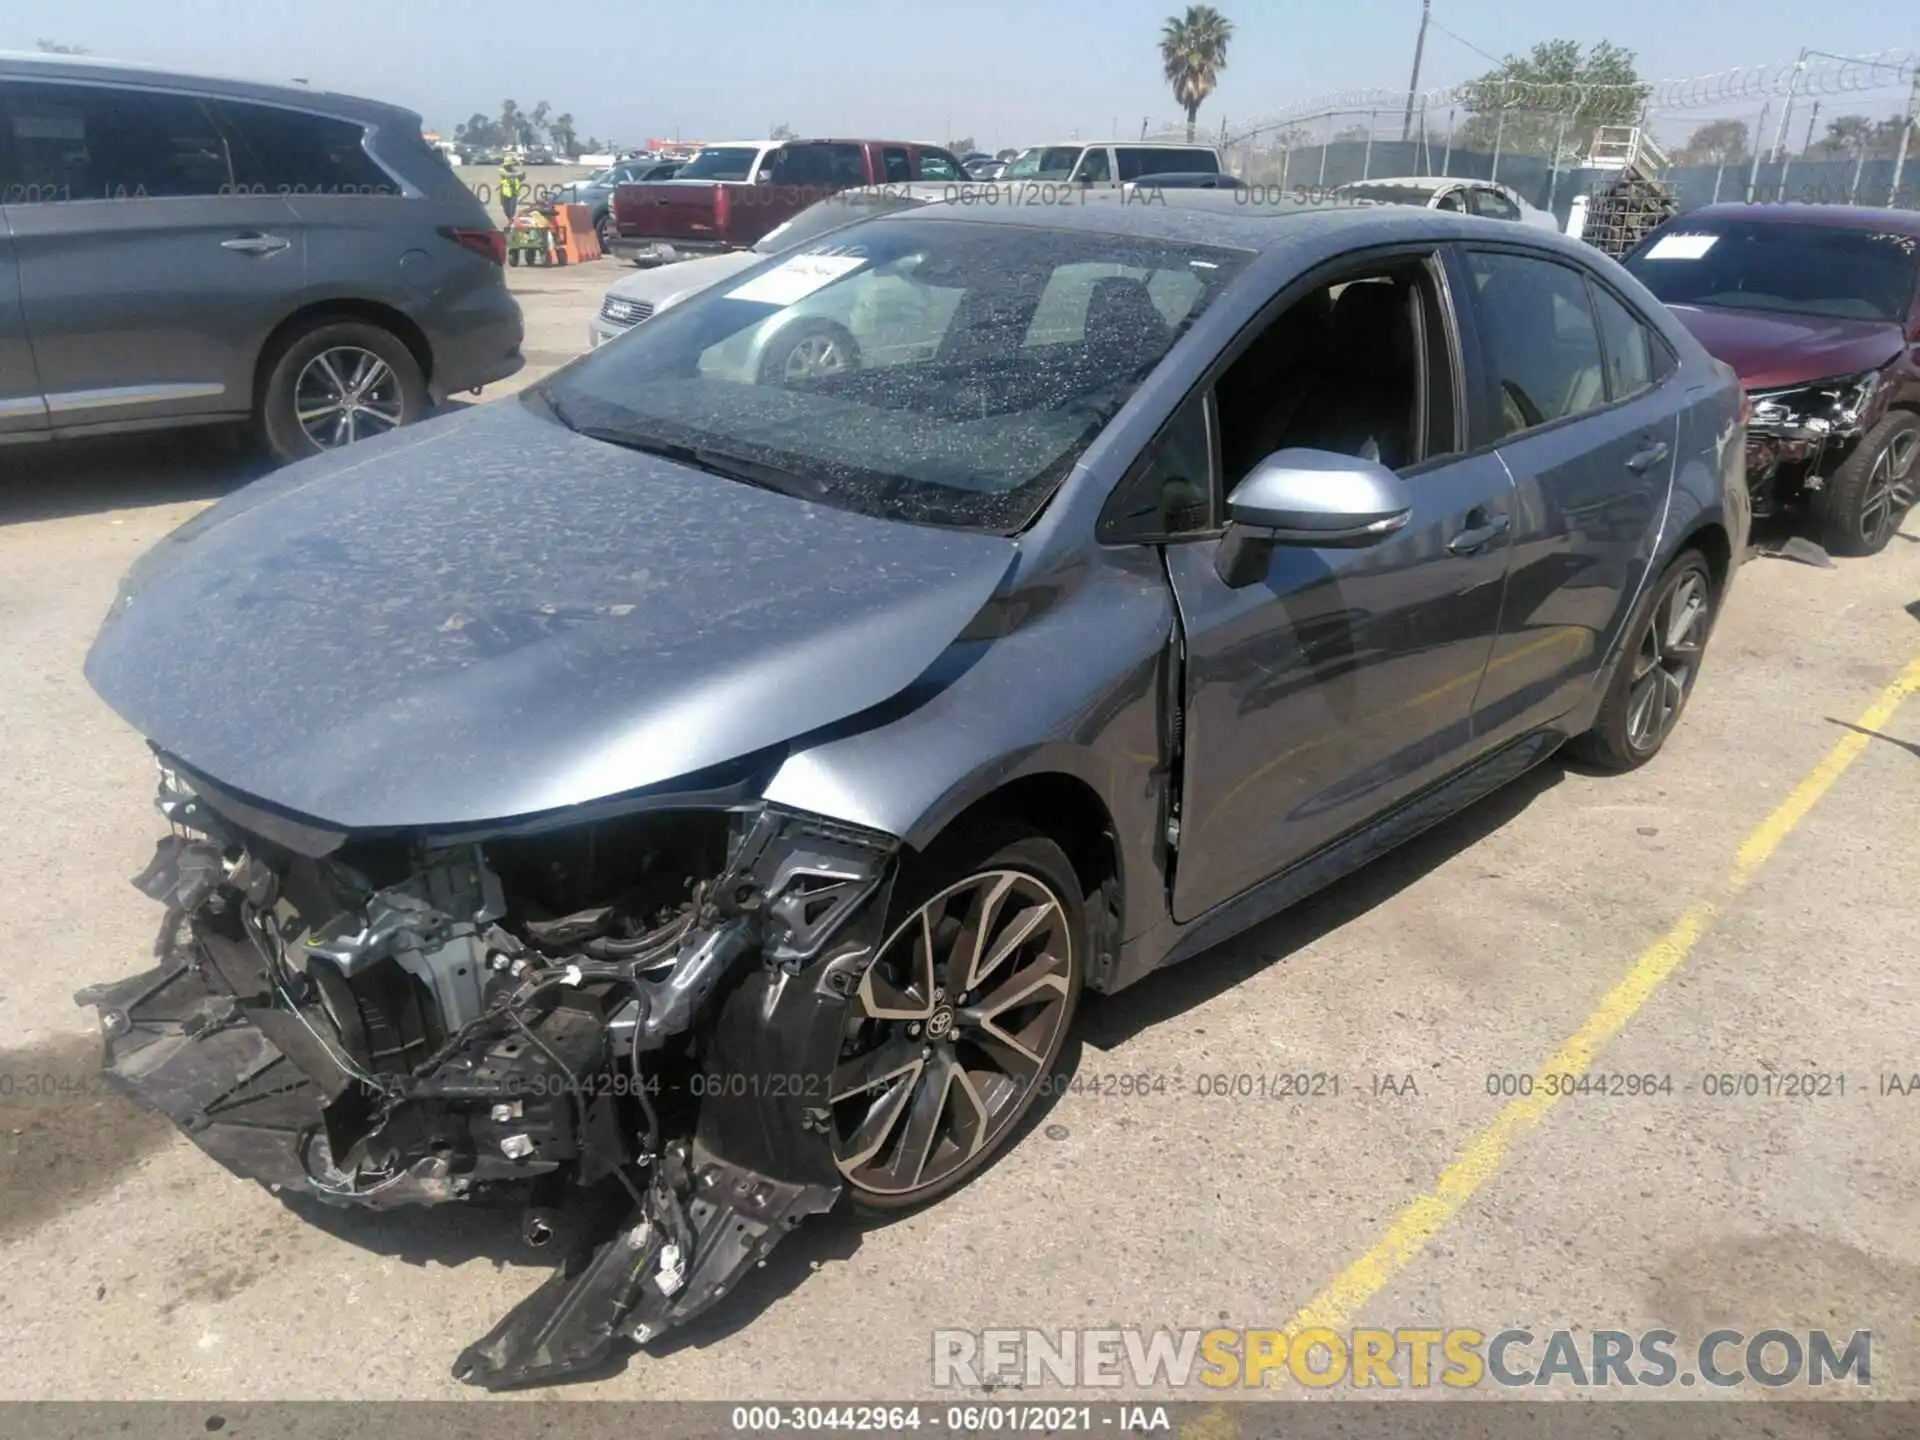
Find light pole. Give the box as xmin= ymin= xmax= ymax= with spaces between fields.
xmin=1400 ymin=0 xmax=1431 ymax=143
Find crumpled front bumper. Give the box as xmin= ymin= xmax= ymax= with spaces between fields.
xmin=77 ymin=794 xmax=900 ymax=1388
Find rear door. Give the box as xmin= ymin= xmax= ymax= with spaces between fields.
xmin=1 ymin=78 xmax=306 ymax=430
xmin=1454 ymin=245 xmax=1680 ymax=746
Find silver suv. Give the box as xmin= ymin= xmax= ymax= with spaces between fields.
xmin=0 ymin=54 xmax=524 ymax=460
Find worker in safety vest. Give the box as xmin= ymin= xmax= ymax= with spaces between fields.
xmin=499 ymin=160 xmax=526 ymax=222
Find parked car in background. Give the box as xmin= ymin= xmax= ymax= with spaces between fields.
xmin=590 ymin=183 xmax=955 ymax=349
xmin=1334 ymin=176 xmax=1558 ymax=231
xmin=608 ymin=137 xmax=970 ymax=264
xmin=554 ymin=157 xmax=684 ymax=251
xmin=0 ymin=52 xmax=524 ymax=461
xmin=966 ymin=158 xmax=1007 ymax=179
xmin=1000 ymin=141 xmax=1224 ymax=185
xmin=80 ymin=194 xmax=1744 ymax=1392
xmin=1625 ymin=204 xmax=1920 ymax=556
xmin=1124 ymin=171 xmax=1246 ymax=193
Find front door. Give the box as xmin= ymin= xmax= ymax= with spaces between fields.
xmin=1165 ymin=255 xmax=1517 ymax=923
xmin=1 ymin=78 xmax=306 ymax=430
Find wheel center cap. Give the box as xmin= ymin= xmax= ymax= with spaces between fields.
xmin=925 ymin=1008 xmax=955 ymax=1041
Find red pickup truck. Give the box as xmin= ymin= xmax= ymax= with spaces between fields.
xmin=608 ymin=138 xmax=970 ymax=264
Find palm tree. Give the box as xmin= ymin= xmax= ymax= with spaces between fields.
xmin=499 ymin=99 xmax=522 ymax=151
xmin=550 ymin=113 xmax=578 ymax=159
xmin=1160 ymin=6 xmax=1234 ymax=143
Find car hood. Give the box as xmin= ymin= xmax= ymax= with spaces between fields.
xmin=605 ymin=250 xmax=762 ymax=310
xmin=85 ymin=399 xmax=1018 ymax=831
xmin=1665 ymin=304 xmax=1904 ymax=390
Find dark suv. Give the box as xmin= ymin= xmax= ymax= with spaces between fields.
xmin=1625 ymin=204 xmax=1920 ymax=555
xmin=0 ymin=54 xmax=524 ymax=461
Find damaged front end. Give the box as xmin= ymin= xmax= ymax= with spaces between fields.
xmin=1744 ymin=370 xmax=1885 ymax=518
xmin=77 ymin=758 xmax=899 ymax=1388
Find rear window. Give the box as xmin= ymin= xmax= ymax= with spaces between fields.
xmin=1626 ymin=219 xmax=1920 ymax=325
xmin=1115 ymin=147 xmax=1219 ymax=181
xmin=1340 ymin=184 xmax=1442 ymax=207
xmin=675 ymin=146 xmax=764 ymax=181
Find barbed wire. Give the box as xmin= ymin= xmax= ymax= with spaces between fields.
xmin=1224 ymin=47 xmax=1920 ymax=145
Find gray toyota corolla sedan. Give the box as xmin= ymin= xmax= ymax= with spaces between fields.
xmin=78 ymin=194 xmax=1747 ymax=1387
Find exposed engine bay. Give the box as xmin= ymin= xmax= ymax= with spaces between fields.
xmin=78 ymin=757 xmax=900 ymax=1387
xmin=1743 ymin=371 xmax=1883 ymax=518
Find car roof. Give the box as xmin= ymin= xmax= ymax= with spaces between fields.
xmin=1673 ymin=203 xmax=1920 ymax=237
xmin=889 ymin=185 xmax=1595 ymax=258
xmin=0 ymin=50 xmax=417 ymax=125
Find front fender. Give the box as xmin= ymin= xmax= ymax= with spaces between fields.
xmin=761 ymin=544 xmax=1176 ymax=946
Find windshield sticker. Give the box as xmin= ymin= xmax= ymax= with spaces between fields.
xmin=1645 ymin=234 xmax=1719 ymax=260
xmin=725 ymin=253 xmax=866 ymax=305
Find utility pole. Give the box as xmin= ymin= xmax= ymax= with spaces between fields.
xmin=1400 ymin=0 xmax=1431 ymax=143
xmin=1802 ymin=100 xmax=1820 ymax=156
xmin=1890 ymin=65 xmax=1920 ymax=206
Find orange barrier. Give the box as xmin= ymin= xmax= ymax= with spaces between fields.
xmin=553 ymin=203 xmax=603 ymax=263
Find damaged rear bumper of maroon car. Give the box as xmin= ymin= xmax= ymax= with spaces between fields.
xmin=78 ymin=757 xmax=899 ymax=1388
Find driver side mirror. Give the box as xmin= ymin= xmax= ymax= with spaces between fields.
xmin=1214 ymin=449 xmax=1414 ymax=587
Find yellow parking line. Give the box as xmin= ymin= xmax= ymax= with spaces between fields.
xmin=1278 ymin=652 xmax=1920 ymax=1344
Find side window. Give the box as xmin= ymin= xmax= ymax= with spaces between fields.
xmin=768 ymin=145 xmax=828 ymax=185
xmin=1470 ymin=187 xmax=1520 ymax=222
xmin=1073 ymin=148 xmax=1111 ymax=183
xmin=2 ymin=81 xmax=231 ymax=198
xmin=1466 ymin=250 xmax=1608 ymax=437
xmin=214 ymin=101 xmax=395 ymax=193
xmin=915 ymin=149 xmax=965 ymax=181
xmin=1434 ymin=189 xmax=1465 ymax=213
xmin=1214 ymin=264 xmax=1437 ymax=483
xmin=1100 ymin=394 xmax=1214 ymax=541
xmin=1588 ymin=282 xmax=1659 ymax=401
xmin=821 ymin=143 xmax=867 ymax=186
xmin=881 ymin=146 xmax=911 ymax=183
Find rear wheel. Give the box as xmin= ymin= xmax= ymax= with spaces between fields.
xmin=1815 ymin=409 xmax=1919 ymax=556
xmin=594 ymin=209 xmax=614 ymax=252
xmin=756 ymin=319 xmax=860 ymax=386
xmin=258 ymin=321 xmax=427 ymax=463
xmin=832 ymin=827 xmax=1084 ymax=1215
xmin=1570 ymin=550 xmax=1715 ymax=772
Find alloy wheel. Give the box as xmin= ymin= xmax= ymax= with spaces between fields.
xmin=295 ymin=346 xmax=405 ymax=449
xmin=782 ymin=332 xmax=854 ymax=382
xmin=1626 ymin=567 xmax=1710 ymax=755
xmin=831 ymin=869 xmax=1074 ymax=1200
xmin=1857 ymin=428 xmax=1918 ymax=548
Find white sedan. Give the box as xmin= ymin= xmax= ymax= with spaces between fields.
xmin=1333 ymin=176 xmax=1560 ymax=231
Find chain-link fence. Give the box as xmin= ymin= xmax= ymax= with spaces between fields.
xmin=1107 ymin=48 xmax=1920 ymax=229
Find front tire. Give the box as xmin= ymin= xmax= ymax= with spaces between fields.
xmin=258 ymin=321 xmax=428 ymax=464
xmin=831 ymin=826 xmax=1085 ymax=1215
xmin=1815 ymin=409 xmax=1919 ymax=557
xmin=1570 ymin=549 xmax=1716 ymax=773
xmin=755 ymin=318 xmax=860 ymax=387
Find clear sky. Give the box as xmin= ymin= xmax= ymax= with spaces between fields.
xmin=2 ymin=0 xmax=1910 ymax=151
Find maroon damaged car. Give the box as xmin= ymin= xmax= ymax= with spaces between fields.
xmin=1625 ymin=204 xmax=1920 ymax=555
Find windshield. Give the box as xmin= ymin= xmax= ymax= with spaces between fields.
xmin=1626 ymin=220 xmax=1920 ymax=324
xmin=675 ymin=146 xmax=763 ymax=181
xmin=753 ymin=193 xmax=925 ymax=254
xmin=1002 ymin=147 xmax=1081 ymax=179
xmin=534 ymin=217 xmax=1248 ymax=531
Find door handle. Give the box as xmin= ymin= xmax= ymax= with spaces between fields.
xmin=1626 ymin=439 xmax=1671 ymax=473
xmin=221 ymin=233 xmax=291 ymax=256
xmin=1446 ymin=513 xmax=1512 ymax=556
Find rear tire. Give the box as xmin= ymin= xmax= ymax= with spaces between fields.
xmin=258 ymin=321 xmax=428 ymax=464
xmin=1814 ymin=409 xmax=1919 ymax=557
xmin=1569 ymin=549 xmax=1716 ymax=773
xmin=834 ymin=824 xmax=1085 ymax=1218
